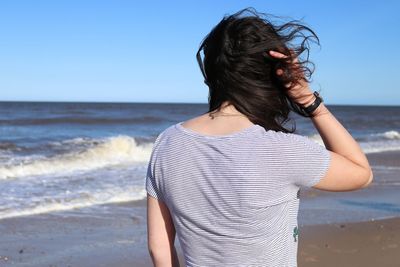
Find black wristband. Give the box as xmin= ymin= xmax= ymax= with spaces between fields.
xmin=302 ymin=91 xmax=323 ymax=116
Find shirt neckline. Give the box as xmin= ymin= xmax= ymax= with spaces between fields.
xmin=175 ymin=121 xmax=261 ymax=139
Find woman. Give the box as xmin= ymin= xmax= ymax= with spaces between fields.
xmin=146 ymin=7 xmax=373 ymax=267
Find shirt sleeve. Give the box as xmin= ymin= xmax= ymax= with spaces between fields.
xmin=145 ymin=132 xmax=165 ymax=201
xmin=285 ymin=133 xmax=332 ymax=188
xmin=146 ymin=160 xmax=164 ymax=201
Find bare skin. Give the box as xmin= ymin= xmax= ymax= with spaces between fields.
xmin=181 ymin=102 xmax=255 ymax=136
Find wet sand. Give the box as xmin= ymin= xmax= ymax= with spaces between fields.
xmin=298 ymin=217 xmax=400 ymax=267
xmin=0 ymin=198 xmax=151 ymax=267
xmin=1 ymin=204 xmax=399 ymax=267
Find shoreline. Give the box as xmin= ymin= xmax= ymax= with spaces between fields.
xmin=1 ymin=205 xmax=399 ymax=267
xmin=3 ymin=149 xmax=399 ymax=224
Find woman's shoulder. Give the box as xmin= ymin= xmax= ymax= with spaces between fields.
xmin=261 ymin=127 xmax=310 ymax=141
xmin=272 ymin=130 xmax=312 ymax=141
xmin=261 ymin=129 xmax=327 ymax=153
xmin=153 ymin=124 xmax=176 ymax=143
xmin=156 ymin=121 xmax=323 ymax=149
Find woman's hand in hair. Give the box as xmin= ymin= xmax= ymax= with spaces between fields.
xmin=268 ymin=50 xmax=316 ymax=107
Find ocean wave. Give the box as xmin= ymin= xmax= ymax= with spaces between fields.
xmin=308 ymin=132 xmax=400 ymax=154
xmin=0 ymin=186 xmax=147 ymax=220
xmin=309 ymin=130 xmax=400 ymax=141
xmin=372 ymin=130 xmax=400 ymax=140
xmin=46 ymin=137 xmax=102 ymax=151
xmin=0 ymin=136 xmax=153 ymax=179
xmin=361 ymin=144 xmax=400 ymax=154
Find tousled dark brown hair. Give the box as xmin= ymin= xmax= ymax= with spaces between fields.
xmin=196 ymin=7 xmax=321 ymax=133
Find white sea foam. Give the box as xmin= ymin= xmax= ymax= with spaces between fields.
xmin=0 ymin=186 xmax=147 ymax=220
xmin=48 ymin=137 xmax=95 ymax=147
xmin=360 ymin=144 xmax=400 ymax=153
xmin=373 ymin=130 xmax=400 ymax=140
xmin=308 ymin=132 xmax=400 ymax=154
xmin=0 ymin=135 xmax=153 ymax=179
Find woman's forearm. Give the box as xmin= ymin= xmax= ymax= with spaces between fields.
xmin=150 ymin=246 xmax=180 ymax=267
xmin=309 ymin=102 xmax=371 ymax=173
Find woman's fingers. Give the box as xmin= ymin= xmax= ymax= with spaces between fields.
xmin=269 ymin=49 xmax=304 ymax=89
xmin=269 ymin=49 xmax=299 ymax=63
xmin=269 ymin=50 xmax=288 ymax=59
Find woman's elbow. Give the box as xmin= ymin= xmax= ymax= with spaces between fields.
xmin=360 ymin=168 xmax=374 ymax=188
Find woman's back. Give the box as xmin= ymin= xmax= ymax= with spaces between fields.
xmin=146 ymin=8 xmax=373 ymax=267
xmin=146 ymin=119 xmax=330 ymax=266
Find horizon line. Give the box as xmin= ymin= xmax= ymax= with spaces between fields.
xmin=0 ymin=100 xmax=398 ymax=107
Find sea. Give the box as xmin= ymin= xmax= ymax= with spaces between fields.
xmin=0 ymin=102 xmax=399 ymax=225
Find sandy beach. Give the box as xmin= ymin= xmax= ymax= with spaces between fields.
xmin=1 ymin=200 xmax=399 ymax=267
xmin=298 ymin=217 xmax=400 ymax=267
xmin=0 ymin=199 xmax=151 ymax=267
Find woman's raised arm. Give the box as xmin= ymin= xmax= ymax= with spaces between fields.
xmin=269 ymin=49 xmax=373 ymax=192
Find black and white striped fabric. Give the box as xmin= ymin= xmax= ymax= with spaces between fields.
xmin=146 ymin=121 xmax=331 ymax=267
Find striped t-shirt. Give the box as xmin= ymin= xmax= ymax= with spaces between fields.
xmin=146 ymin=121 xmax=331 ymax=267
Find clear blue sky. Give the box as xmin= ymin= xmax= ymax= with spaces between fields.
xmin=0 ymin=1 xmax=399 ymax=105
